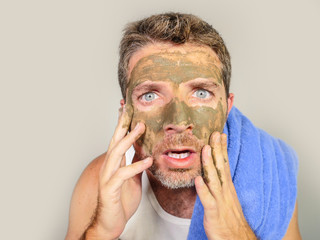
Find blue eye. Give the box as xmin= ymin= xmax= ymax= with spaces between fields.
xmin=142 ymin=92 xmax=158 ymax=102
xmin=194 ymin=89 xmax=209 ymax=99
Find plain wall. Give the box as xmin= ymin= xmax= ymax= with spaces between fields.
xmin=1 ymin=0 xmax=319 ymax=239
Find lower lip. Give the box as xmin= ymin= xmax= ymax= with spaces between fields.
xmin=162 ymin=152 xmax=197 ymax=168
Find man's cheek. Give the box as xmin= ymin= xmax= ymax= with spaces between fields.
xmin=132 ymin=110 xmax=164 ymax=156
xmin=122 ymin=104 xmax=134 ymax=129
xmin=191 ymin=102 xmax=226 ymax=143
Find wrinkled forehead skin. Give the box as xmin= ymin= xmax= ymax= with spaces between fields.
xmin=128 ymin=49 xmax=222 ymax=88
xmin=126 ymin=44 xmax=227 ymax=156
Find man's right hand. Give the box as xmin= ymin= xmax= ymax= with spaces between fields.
xmin=84 ymin=105 xmax=153 ymax=240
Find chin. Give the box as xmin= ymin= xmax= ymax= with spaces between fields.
xmin=149 ymin=162 xmax=202 ymax=189
xmin=136 ymin=133 xmax=204 ymax=189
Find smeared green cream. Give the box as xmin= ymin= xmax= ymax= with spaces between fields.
xmin=127 ymin=50 xmax=223 ymax=98
xmin=126 ymin=49 xmax=227 ymax=159
xmin=121 ymin=104 xmax=133 ymax=129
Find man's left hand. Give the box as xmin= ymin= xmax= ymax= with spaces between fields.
xmin=195 ymin=132 xmax=257 ymax=240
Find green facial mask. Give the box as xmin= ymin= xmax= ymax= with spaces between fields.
xmin=127 ymin=49 xmax=227 ymax=157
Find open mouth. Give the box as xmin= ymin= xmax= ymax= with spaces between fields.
xmin=164 ymin=149 xmax=195 ymax=160
xmin=167 ymin=151 xmax=190 ymax=159
xmin=162 ymin=148 xmax=197 ymax=168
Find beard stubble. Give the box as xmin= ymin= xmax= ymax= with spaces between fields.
xmin=140 ymin=132 xmax=204 ymax=189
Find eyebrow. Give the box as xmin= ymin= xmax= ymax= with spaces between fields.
xmin=185 ymin=79 xmax=221 ymax=89
xmin=131 ymin=78 xmax=221 ymax=95
xmin=132 ymin=81 xmax=167 ymax=94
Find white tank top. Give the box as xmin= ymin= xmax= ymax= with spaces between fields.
xmin=119 ymin=171 xmax=191 ymax=240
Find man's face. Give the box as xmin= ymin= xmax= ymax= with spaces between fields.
xmin=126 ymin=43 xmax=232 ymax=189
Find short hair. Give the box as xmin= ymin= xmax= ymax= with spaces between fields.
xmin=118 ymin=12 xmax=231 ymax=100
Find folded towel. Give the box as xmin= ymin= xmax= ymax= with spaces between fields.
xmin=187 ymin=107 xmax=299 ymax=240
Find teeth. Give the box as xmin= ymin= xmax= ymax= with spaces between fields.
xmin=168 ymin=152 xmax=190 ymax=159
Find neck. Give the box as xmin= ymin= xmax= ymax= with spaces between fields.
xmin=146 ymin=170 xmax=197 ymax=219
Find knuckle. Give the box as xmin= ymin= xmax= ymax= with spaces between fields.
xmin=109 ymin=147 xmax=122 ymax=159
xmin=205 ymin=200 xmax=217 ymax=210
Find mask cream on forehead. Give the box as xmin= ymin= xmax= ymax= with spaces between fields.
xmin=126 ymin=50 xmax=227 ymax=157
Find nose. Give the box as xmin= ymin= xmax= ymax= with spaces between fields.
xmin=164 ymin=123 xmax=193 ymax=134
xmin=163 ymin=100 xmax=194 ymax=135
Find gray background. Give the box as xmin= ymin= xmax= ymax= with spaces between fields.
xmin=1 ymin=0 xmax=319 ymax=239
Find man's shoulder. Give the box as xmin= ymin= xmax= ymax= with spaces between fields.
xmin=65 ymin=153 xmax=106 ymax=240
xmin=80 ymin=153 xmax=106 ymax=181
xmin=73 ymin=152 xmax=107 ymax=196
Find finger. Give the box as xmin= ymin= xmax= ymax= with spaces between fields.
xmin=109 ymin=122 xmax=145 ymax=162
xmin=202 ymin=145 xmax=222 ymax=195
xmin=102 ymin=122 xmax=145 ymax=181
xmin=129 ymin=154 xmax=143 ymax=184
xmin=210 ymin=132 xmax=227 ymax=186
xmin=109 ymin=104 xmax=134 ymax=150
xmin=220 ymin=134 xmax=239 ymax=201
xmin=195 ymin=176 xmax=216 ymax=211
xmin=120 ymin=156 xmax=126 ymax=168
xmin=221 ymin=133 xmax=232 ymax=182
xmin=124 ymin=155 xmax=145 ymax=187
xmin=106 ymin=157 xmax=153 ymax=191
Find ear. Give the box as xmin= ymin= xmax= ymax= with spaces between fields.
xmin=227 ymin=93 xmax=234 ymax=115
xmin=120 ymin=99 xmax=125 ymax=107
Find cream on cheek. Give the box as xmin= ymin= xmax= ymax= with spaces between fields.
xmin=128 ymin=98 xmax=226 ymax=157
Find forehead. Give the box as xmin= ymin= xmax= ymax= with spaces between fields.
xmin=127 ymin=42 xmax=222 ymax=84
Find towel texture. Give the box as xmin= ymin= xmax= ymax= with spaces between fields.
xmin=187 ymin=107 xmax=298 ymax=240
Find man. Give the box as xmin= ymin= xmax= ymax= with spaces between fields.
xmin=65 ymin=13 xmax=301 ymax=240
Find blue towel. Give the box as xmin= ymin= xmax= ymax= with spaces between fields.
xmin=187 ymin=107 xmax=298 ymax=240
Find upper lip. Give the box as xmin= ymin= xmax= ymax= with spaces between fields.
xmin=163 ymin=147 xmax=196 ymax=155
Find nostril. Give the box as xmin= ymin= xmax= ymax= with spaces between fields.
xmin=166 ymin=128 xmax=176 ymax=134
xmin=164 ymin=124 xmax=193 ymax=134
xmin=164 ymin=125 xmax=177 ymax=134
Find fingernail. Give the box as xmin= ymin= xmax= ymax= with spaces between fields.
xmin=207 ymin=145 xmax=211 ymax=157
xmin=134 ymin=122 xmax=140 ymax=131
xmin=215 ymin=133 xmax=221 ymax=143
xmin=210 ymin=132 xmax=218 ymax=143
xmin=198 ymin=176 xmax=204 ymax=186
xmin=222 ymin=134 xmax=227 ymax=144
